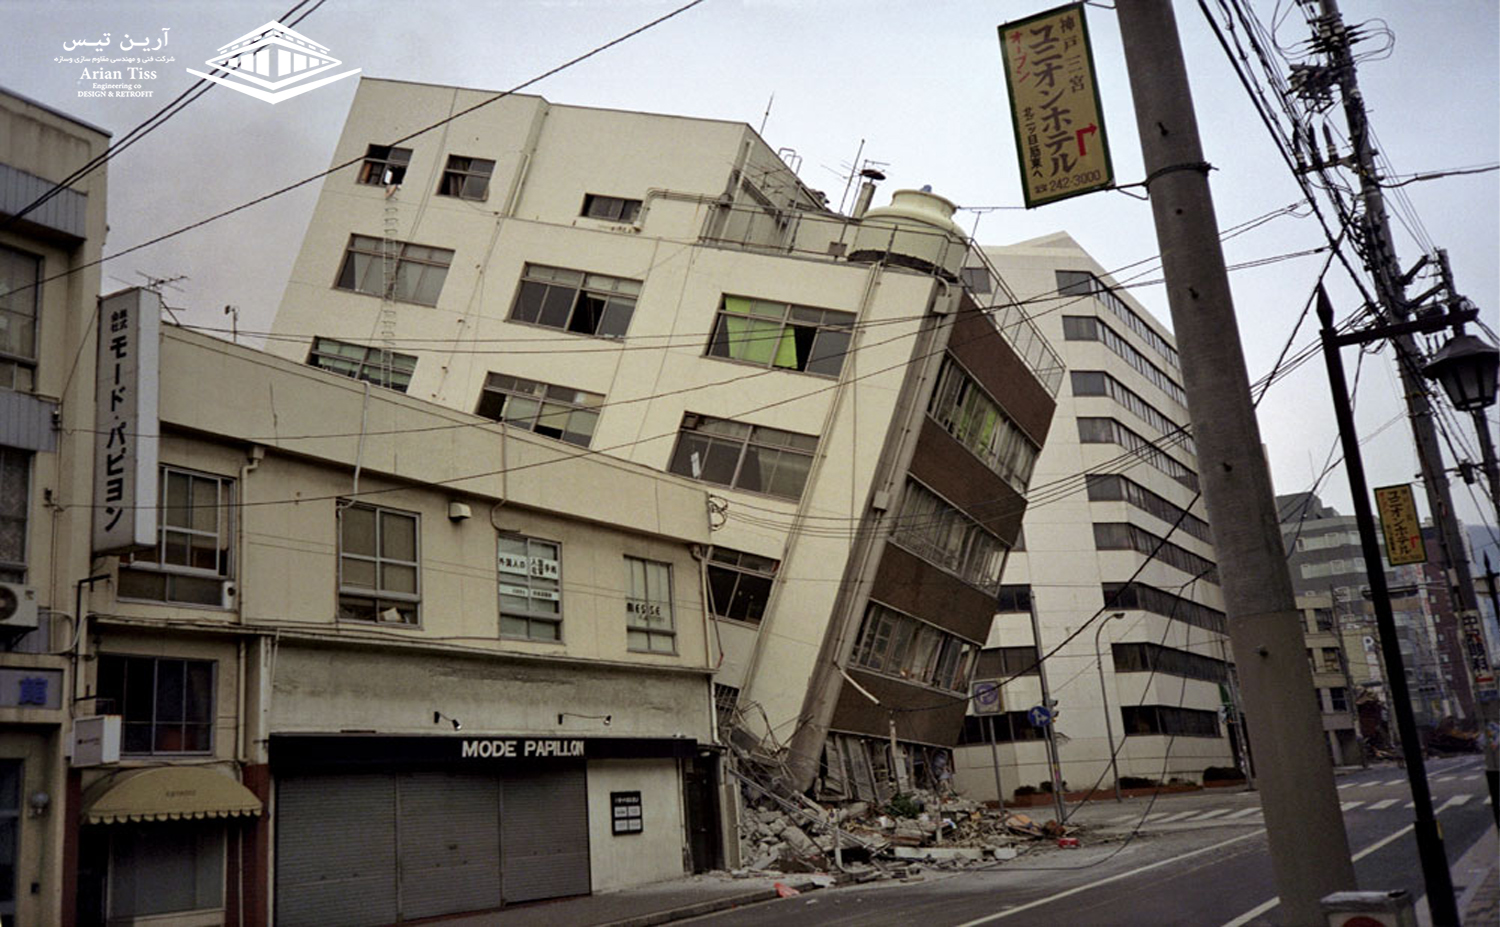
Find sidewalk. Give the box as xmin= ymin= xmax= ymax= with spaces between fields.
xmin=1444 ymin=824 xmax=1498 ymax=927
xmin=436 ymin=873 xmax=823 ymax=926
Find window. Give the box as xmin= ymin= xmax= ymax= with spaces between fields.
xmin=714 ymin=683 xmax=740 ymax=732
xmin=498 ymin=535 xmax=561 ymax=641
xmin=1086 ymin=473 xmax=1213 ymax=544
xmin=1329 ymin=686 xmax=1349 ymax=712
xmin=891 ymin=480 xmax=1009 ymax=592
xmin=958 ymin=712 xmax=1044 ymax=744
xmin=1078 ymin=417 xmax=1198 ymax=491
xmin=850 ymin=602 xmax=976 ymax=694
xmin=357 ymin=144 xmax=411 ymax=186
xmin=106 ymin=822 xmax=224 ymax=917
xmin=0 ymin=761 xmax=17 ymax=918
xmin=667 ymin=413 xmax=818 ymax=500
xmin=1093 ymin=522 xmax=1219 ymax=584
xmin=509 ymin=263 xmax=640 ymax=339
xmin=975 ymin=645 xmax=1041 ymax=678
xmin=1120 ymin=704 xmax=1221 ymax=738
xmin=0 ymin=245 xmax=41 ymax=391
xmin=307 ymin=336 xmax=417 ymax=392
xmin=95 ymin=655 xmax=214 ymax=754
xmin=1313 ymin=608 xmax=1334 ymax=631
xmin=996 ymin=584 xmax=1032 ymax=614
xmin=581 ymin=194 xmax=642 ymax=223
xmin=705 ymin=546 xmax=779 ymax=625
xmin=1057 ymin=269 xmax=1181 ymax=371
xmin=960 ymin=265 xmax=992 ymax=295
xmin=335 ymin=235 xmax=454 ymax=306
xmin=625 ymin=556 xmax=674 ymax=653
xmin=1071 ymin=370 xmax=1195 ymax=456
xmin=118 ymin=468 xmax=233 ymax=606
xmin=1111 ymin=642 xmax=1228 ymax=683
xmin=1102 ymin=581 xmax=1226 ymax=634
xmin=338 ymin=502 xmax=419 ymax=624
xmin=706 ymin=296 xmax=855 ymax=377
xmin=475 ymin=373 xmax=602 ymax=447
xmin=1320 ymin=647 xmax=1342 ymax=673
xmin=0 ymin=448 xmax=28 ymax=582
xmin=927 ymin=357 xmax=1039 ymax=493
xmin=438 ymin=155 xmax=494 ymax=200
xmin=1062 ymin=315 xmax=1187 ymax=406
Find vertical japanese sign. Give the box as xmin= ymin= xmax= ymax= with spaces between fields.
xmin=998 ymin=3 xmax=1113 ymax=208
xmin=92 ymin=288 xmax=160 ymax=554
xmin=1373 ymin=483 xmax=1426 ymax=566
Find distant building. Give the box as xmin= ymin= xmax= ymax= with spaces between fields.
xmin=1295 ymin=593 xmax=1363 ymax=765
xmin=267 ymin=77 xmax=1062 ymax=808
xmin=952 ymin=233 xmax=1236 ymax=801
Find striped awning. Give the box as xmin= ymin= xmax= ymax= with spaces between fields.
xmin=84 ymin=766 xmax=262 ymax=824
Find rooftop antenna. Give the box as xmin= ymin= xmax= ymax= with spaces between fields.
xmin=135 ymin=272 xmax=187 ymax=324
xmin=835 ymin=139 xmax=865 ymax=215
xmin=758 ymin=92 xmax=774 ymax=136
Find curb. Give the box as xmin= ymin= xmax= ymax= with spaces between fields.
xmin=596 ymin=881 xmax=818 ymax=927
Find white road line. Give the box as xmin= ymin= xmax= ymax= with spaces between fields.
xmin=1404 ymin=802 xmax=1415 ymax=809
xmin=1189 ymin=809 xmax=1232 ymax=821
xmin=1435 ymin=775 xmax=1455 ymax=783
xmin=1340 ymin=801 xmax=1364 ymax=811
xmin=1221 ymin=823 xmax=1416 ymax=927
xmin=1435 ymin=794 xmax=1472 ymax=812
xmin=1359 ymin=780 xmax=1383 ymax=788
xmin=953 ymin=829 xmax=1267 ymax=927
xmin=1106 ymin=813 xmax=1138 ymax=824
xmin=1225 ymin=808 xmax=1261 ymax=819
xmin=1153 ymin=811 xmax=1202 ymax=823
xmin=1382 ymin=779 xmax=1404 ymax=787
xmin=1337 ymin=782 xmax=1357 ymax=790
xmin=1368 ymin=798 xmax=1400 ymax=810
xmin=1461 ymin=774 xmax=1480 ymax=782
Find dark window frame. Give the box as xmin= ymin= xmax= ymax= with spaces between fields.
xmin=498 ymin=534 xmax=562 ymax=642
xmin=705 ymin=546 xmax=779 ymax=626
xmin=118 ymin=466 xmax=234 ymax=607
xmin=581 ymin=194 xmax=642 ymax=223
xmin=356 ymin=144 xmax=412 ymax=186
xmin=337 ymin=501 xmax=421 ymax=625
xmin=96 ymin=654 xmax=216 ymax=755
xmin=508 ymin=263 xmax=641 ymax=340
xmin=625 ymin=555 xmax=675 ymax=654
xmin=307 ymin=336 xmax=418 ymax=392
xmin=667 ymin=413 xmax=818 ymax=501
xmin=334 ymin=234 xmax=454 ymax=307
xmin=0 ymin=447 xmax=30 ymax=582
xmin=475 ymin=372 xmax=602 ymax=447
xmin=0 ymin=244 xmax=42 ymax=392
xmin=438 ymin=154 xmax=495 ymax=201
xmin=705 ymin=295 xmax=855 ymax=378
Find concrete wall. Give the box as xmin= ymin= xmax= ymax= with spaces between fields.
xmin=586 ymin=759 xmax=686 ymax=891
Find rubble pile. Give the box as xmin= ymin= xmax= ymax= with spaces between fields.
xmin=737 ymin=787 xmax=1078 ymax=876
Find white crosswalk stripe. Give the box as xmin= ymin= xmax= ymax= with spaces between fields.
xmin=1368 ymin=798 xmax=1400 ymax=810
xmin=1225 ymin=808 xmax=1262 ymax=819
xmin=1153 ymin=810 xmax=1200 ymax=823
xmin=1358 ymin=780 xmax=1383 ymax=788
xmin=1340 ymin=801 xmax=1364 ymax=811
xmin=1337 ymin=782 xmax=1357 ymax=790
xmin=1435 ymin=794 xmax=1473 ymax=812
xmin=1186 ymin=809 xmax=1232 ymax=821
xmin=1461 ymin=774 xmax=1480 ymax=782
xmin=1383 ymin=779 xmax=1405 ymax=787
xmin=1435 ymin=775 xmax=1455 ymax=783
xmin=1107 ymin=814 xmax=1138 ymax=824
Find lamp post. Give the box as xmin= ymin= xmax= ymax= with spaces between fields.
xmin=1423 ymin=328 xmax=1500 ymax=824
xmin=1094 ymin=612 xmax=1126 ymax=801
xmin=1317 ymin=286 xmax=1459 ymax=924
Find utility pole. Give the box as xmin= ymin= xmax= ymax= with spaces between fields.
xmin=1115 ymin=3 xmax=1356 ymax=923
xmin=1311 ymin=0 xmax=1498 ymax=807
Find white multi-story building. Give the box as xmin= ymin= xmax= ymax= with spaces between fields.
xmin=954 ymin=233 xmax=1236 ymax=800
xmin=267 ymin=77 xmax=1064 ymax=804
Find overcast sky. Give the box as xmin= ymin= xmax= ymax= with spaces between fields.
xmin=7 ymin=0 xmax=1497 ymax=549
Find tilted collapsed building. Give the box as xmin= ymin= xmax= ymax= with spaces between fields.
xmin=265 ymin=77 xmax=1062 ymax=800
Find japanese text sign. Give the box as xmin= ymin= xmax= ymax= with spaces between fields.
xmin=1373 ymin=483 xmax=1426 ymax=566
xmin=92 ymin=288 xmax=160 ymax=554
xmin=999 ymin=3 xmax=1113 ymax=207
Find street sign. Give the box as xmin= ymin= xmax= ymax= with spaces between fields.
xmin=1027 ymin=704 xmax=1054 ymax=728
xmin=1373 ymin=483 xmax=1426 ymax=566
xmin=998 ymin=3 xmax=1114 ymax=208
xmin=971 ymin=680 xmax=1003 ymax=715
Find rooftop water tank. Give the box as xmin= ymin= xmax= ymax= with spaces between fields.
xmin=848 ymin=188 xmax=967 ymax=280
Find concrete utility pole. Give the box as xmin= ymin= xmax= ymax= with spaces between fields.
xmin=1115 ymin=3 xmax=1356 ymax=923
xmin=1313 ymin=0 xmax=1498 ymax=807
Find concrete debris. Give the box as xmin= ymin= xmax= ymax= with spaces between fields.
xmin=738 ymin=785 xmax=1081 ymax=875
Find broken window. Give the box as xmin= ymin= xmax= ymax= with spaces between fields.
xmin=667 ymin=413 xmax=817 ymax=501
xmin=705 ymin=546 xmax=779 ymax=625
xmin=356 ymin=144 xmax=412 ymax=186
xmin=707 ymin=296 xmax=855 ymax=377
xmin=475 ymin=372 xmax=602 ymax=447
xmin=509 ymin=263 xmax=640 ymax=339
xmin=335 ymin=235 xmax=454 ymax=306
xmin=438 ymin=155 xmax=494 ymax=200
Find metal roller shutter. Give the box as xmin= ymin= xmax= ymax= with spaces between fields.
xmin=501 ymin=764 xmax=591 ymax=903
xmin=397 ymin=770 xmax=502 ymax=919
xmin=276 ymin=774 xmax=398 ymax=927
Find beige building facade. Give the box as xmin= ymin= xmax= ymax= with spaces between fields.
xmin=267 ymin=78 xmax=1063 ymax=804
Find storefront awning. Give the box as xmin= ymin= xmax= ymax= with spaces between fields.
xmin=84 ymin=766 xmax=263 ymax=824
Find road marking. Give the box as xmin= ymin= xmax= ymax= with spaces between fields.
xmin=1106 ymin=813 xmax=1139 ymax=824
xmin=1221 ymin=822 xmax=1416 ymax=927
xmin=1404 ymin=802 xmax=1415 ymax=809
xmin=1461 ymin=774 xmax=1479 ymax=782
xmin=1368 ymin=798 xmax=1400 ymax=810
xmin=1225 ymin=808 xmax=1261 ymax=819
xmin=1188 ymin=809 xmax=1232 ymax=821
xmin=1337 ymin=782 xmax=1357 ymax=790
xmin=1435 ymin=794 xmax=1472 ymax=812
xmin=952 ymin=829 xmax=1267 ymax=926
xmin=1153 ymin=810 xmax=1201 ymax=823
xmin=1435 ymin=775 xmax=1455 ymax=782
xmin=1340 ymin=801 xmax=1364 ymax=811
xmin=1382 ymin=779 xmax=1404 ymax=786
xmin=1359 ymin=780 xmax=1383 ymax=788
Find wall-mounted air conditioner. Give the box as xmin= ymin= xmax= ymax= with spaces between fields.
xmin=0 ymin=582 xmax=39 ymax=631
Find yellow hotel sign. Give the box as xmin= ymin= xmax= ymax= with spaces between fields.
xmin=1374 ymin=483 xmax=1427 ymax=566
xmin=999 ymin=4 xmax=1113 ymax=207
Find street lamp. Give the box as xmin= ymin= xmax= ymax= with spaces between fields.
xmin=1422 ymin=331 xmax=1499 ymax=412
xmin=1094 ymin=612 xmax=1126 ymax=801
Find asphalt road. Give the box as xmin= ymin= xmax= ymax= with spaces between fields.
xmin=688 ymin=755 xmax=1494 ymax=927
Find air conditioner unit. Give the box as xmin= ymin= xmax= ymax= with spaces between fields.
xmin=377 ymin=607 xmax=406 ymax=624
xmin=0 ymin=583 xmax=39 ymax=631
